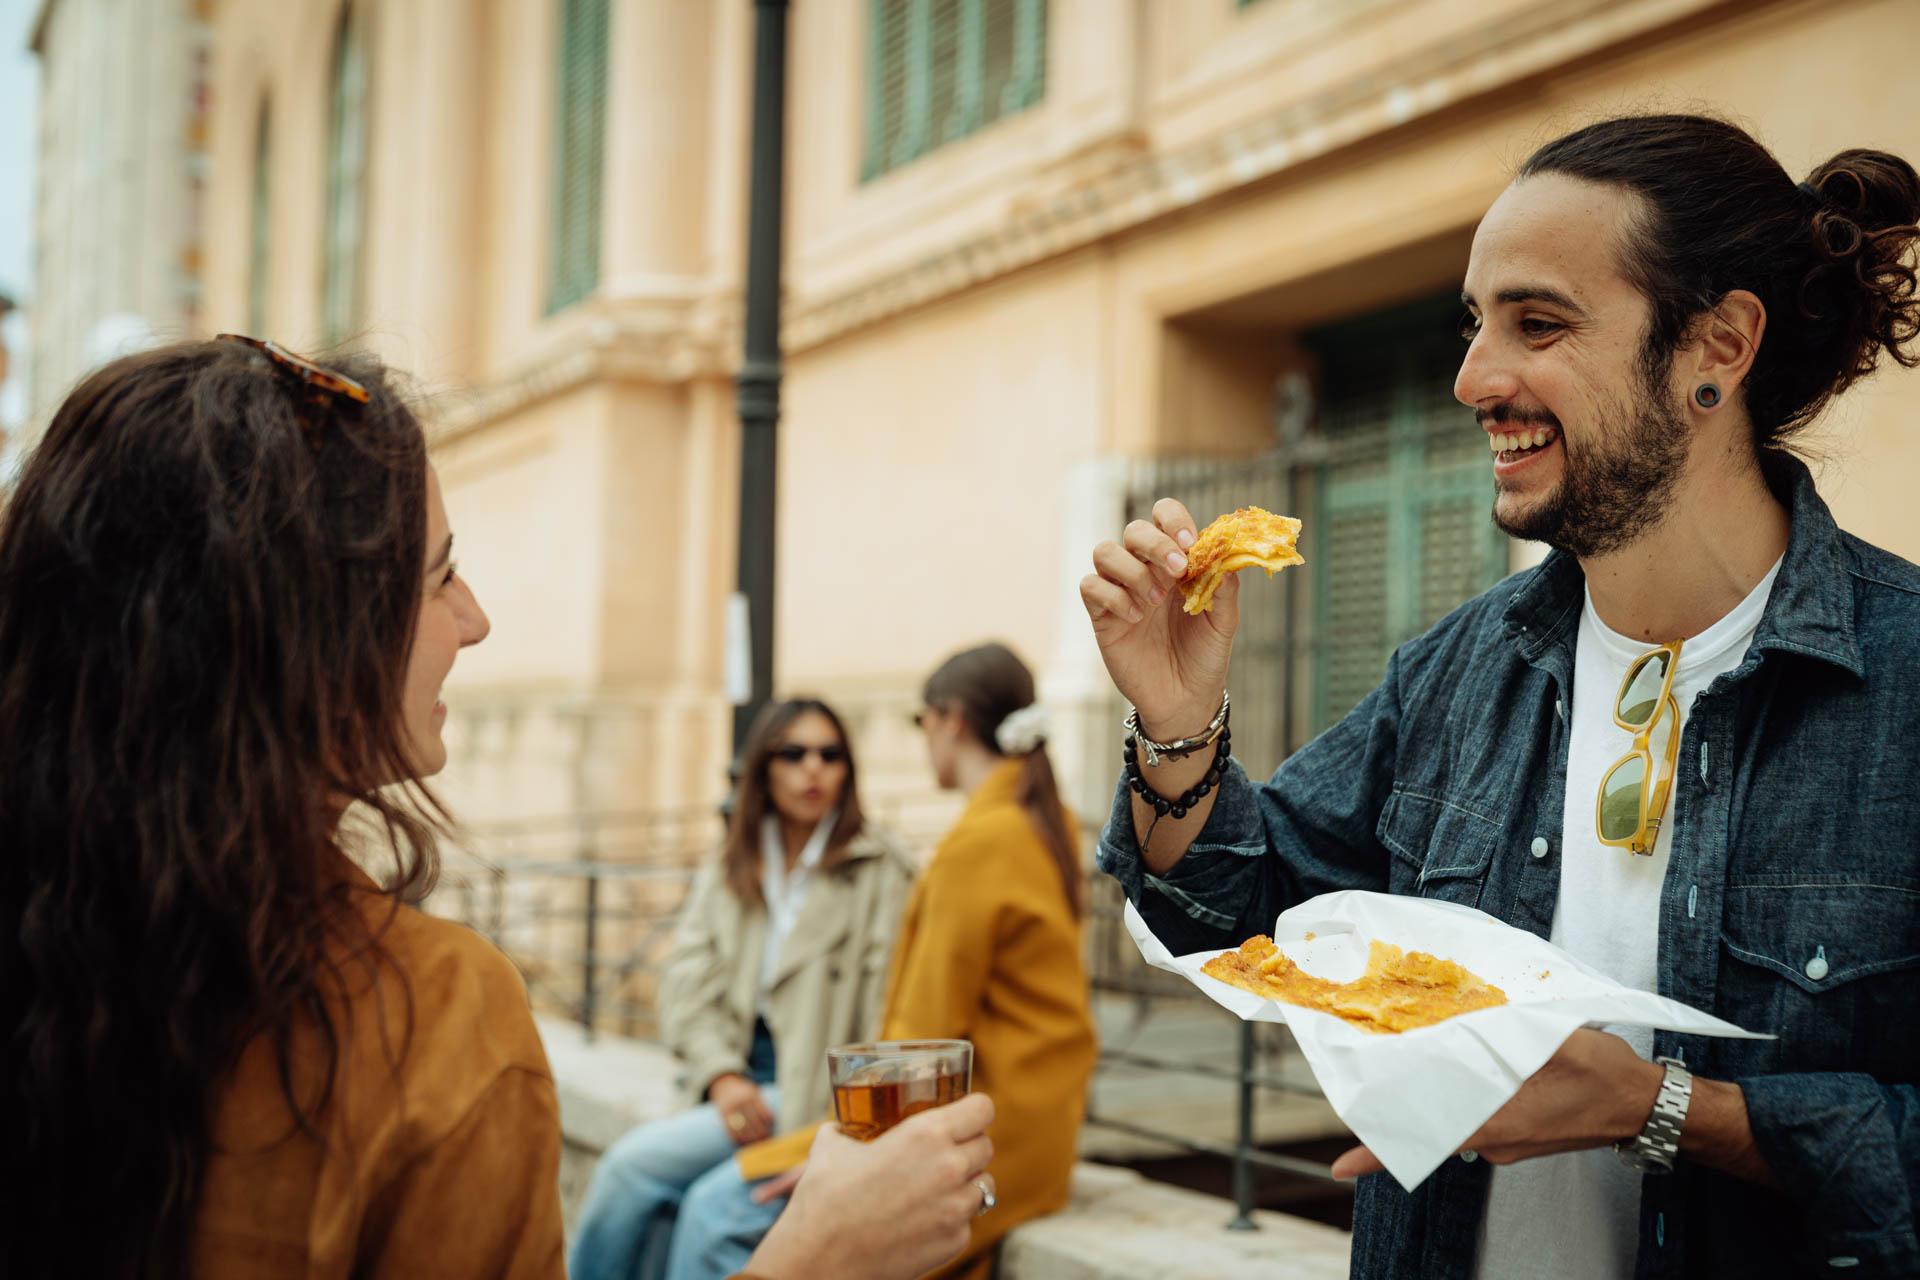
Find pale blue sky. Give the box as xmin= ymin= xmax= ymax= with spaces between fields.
xmin=0 ymin=0 xmax=37 ymax=304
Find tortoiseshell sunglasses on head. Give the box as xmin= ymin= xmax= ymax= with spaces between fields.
xmin=216 ymin=333 xmax=370 ymax=405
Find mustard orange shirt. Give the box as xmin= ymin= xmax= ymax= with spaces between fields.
xmin=878 ymin=762 xmax=1097 ymax=1279
xmin=191 ymin=866 xmax=565 ymax=1278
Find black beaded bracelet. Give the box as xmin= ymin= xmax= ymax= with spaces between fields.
xmin=1123 ymin=726 xmax=1230 ymax=821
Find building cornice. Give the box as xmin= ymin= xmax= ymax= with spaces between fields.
xmin=784 ymin=0 xmax=1747 ymax=353
xmin=426 ymin=296 xmax=738 ymax=446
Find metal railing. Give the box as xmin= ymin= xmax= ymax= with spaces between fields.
xmin=432 ymin=807 xmax=718 ymax=1040
xmin=1080 ymin=865 xmax=1350 ymax=1226
xmin=429 ymin=804 xmax=1348 ymax=1228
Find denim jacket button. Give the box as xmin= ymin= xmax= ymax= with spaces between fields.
xmin=1530 ymin=837 xmax=1549 ymax=859
xmin=1805 ymin=948 xmax=1830 ymax=982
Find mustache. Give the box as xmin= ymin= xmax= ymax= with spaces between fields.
xmin=1477 ymin=403 xmax=1562 ymax=430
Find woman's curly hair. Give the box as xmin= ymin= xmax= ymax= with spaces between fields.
xmin=1 ymin=340 xmax=445 ymax=1278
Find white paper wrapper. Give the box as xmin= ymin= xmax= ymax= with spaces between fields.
xmin=1125 ymin=889 xmax=1767 ymax=1190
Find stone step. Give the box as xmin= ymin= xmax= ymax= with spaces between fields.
xmin=1001 ymin=1162 xmax=1351 ymax=1279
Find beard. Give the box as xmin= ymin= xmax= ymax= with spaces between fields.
xmin=1490 ymin=352 xmax=1691 ymax=558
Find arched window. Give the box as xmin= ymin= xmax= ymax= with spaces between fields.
xmin=321 ymin=3 xmax=370 ymax=344
xmin=548 ymin=0 xmax=610 ymax=314
xmin=247 ymin=99 xmax=272 ymax=336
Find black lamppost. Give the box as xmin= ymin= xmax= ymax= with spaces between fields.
xmin=731 ymin=0 xmax=789 ymax=756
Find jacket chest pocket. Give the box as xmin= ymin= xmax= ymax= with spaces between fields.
xmin=1377 ymin=788 xmax=1501 ymax=909
xmin=1719 ymin=883 xmax=1920 ymax=1079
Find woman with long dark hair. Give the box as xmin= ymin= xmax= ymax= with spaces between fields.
xmin=695 ymin=642 xmax=1098 ymax=1280
xmin=1 ymin=338 xmax=560 ymax=1277
xmin=569 ymin=698 xmax=915 ymax=1280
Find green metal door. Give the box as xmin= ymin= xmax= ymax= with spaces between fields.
xmin=1303 ymin=295 xmax=1510 ymax=734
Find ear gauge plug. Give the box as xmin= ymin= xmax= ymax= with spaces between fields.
xmin=1693 ymin=383 xmax=1722 ymax=410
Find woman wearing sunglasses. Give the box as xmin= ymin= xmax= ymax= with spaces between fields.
xmin=678 ymin=644 xmax=1097 ymax=1280
xmin=570 ymin=698 xmax=915 ymax=1280
xmin=2 ymin=338 xmax=560 ymax=1278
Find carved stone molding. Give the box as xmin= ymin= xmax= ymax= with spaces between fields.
xmin=428 ymin=294 xmax=740 ymax=444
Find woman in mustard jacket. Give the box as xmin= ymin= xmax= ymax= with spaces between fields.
xmin=888 ymin=641 xmax=1099 ymax=1277
xmin=681 ymin=643 xmax=1097 ymax=1280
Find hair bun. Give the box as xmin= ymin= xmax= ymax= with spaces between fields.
xmin=1806 ymin=149 xmax=1920 ymax=232
xmin=1798 ymin=149 xmax=1920 ymax=390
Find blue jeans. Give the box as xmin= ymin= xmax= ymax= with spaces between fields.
xmin=569 ymin=1024 xmax=782 ymax=1280
xmin=663 ymin=1159 xmax=787 ymax=1280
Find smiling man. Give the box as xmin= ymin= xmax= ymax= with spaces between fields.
xmin=1081 ymin=115 xmax=1920 ymax=1278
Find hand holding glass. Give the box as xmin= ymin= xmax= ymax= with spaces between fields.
xmin=826 ymin=1040 xmax=973 ymax=1142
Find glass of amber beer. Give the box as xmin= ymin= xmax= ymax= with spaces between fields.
xmin=826 ymin=1040 xmax=973 ymax=1142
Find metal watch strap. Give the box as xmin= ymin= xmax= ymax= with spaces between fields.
xmin=1614 ymin=1056 xmax=1691 ymax=1174
xmin=1124 ymin=692 xmax=1230 ymax=767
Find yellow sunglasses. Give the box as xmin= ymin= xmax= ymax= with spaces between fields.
xmin=1596 ymin=640 xmax=1684 ymax=856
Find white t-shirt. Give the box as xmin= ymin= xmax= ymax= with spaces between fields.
xmin=1473 ymin=557 xmax=1780 ymax=1279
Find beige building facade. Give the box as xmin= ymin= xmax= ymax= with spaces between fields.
xmin=194 ymin=0 xmax=1920 ymax=840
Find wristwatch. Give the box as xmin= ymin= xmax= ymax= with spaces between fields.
xmin=1614 ymin=1055 xmax=1691 ymax=1174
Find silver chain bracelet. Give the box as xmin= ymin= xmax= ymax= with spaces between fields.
xmin=1123 ymin=691 xmax=1231 ymax=768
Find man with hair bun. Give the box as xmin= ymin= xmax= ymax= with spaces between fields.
xmin=1083 ymin=114 xmax=1920 ymax=1278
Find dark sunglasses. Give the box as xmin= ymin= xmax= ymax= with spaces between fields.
xmin=772 ymin=743 xmax=848 ymax=765
xmin=217 ymin=333 xmax=371 ymax=406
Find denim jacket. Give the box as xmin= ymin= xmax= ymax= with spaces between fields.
xmin=1098 ymin=458 xmax=1920 ymax=1279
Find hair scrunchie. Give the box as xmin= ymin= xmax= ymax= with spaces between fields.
xmin=994 ymin=704 xmax=1050 ymax=755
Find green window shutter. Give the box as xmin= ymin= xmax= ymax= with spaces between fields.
xmin=322 ymin=4 xmax=369 ymax=346
xmin=548 ymin=0 xmax=611 ymax=315
xmin=1306 ymin=296 xmax=1509 ymax=734
xmin=864 ymin=0 xmax=1046 ymax=181
xmin=1416 ymin=400 xmax=1513 ymax=628
xmin=1309 ymin=399 xmax=1396 ymax=735
xmin=1000 ymin=0 xmax=1045 ymax=115
xmin=248 ymin=102 xmax=271 ymax=337
xmin=927 ymin=0 xmax=960 ymax=152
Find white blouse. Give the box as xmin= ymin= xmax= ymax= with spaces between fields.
xmin=755 ymin=809 xmax=837 ymax=1016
